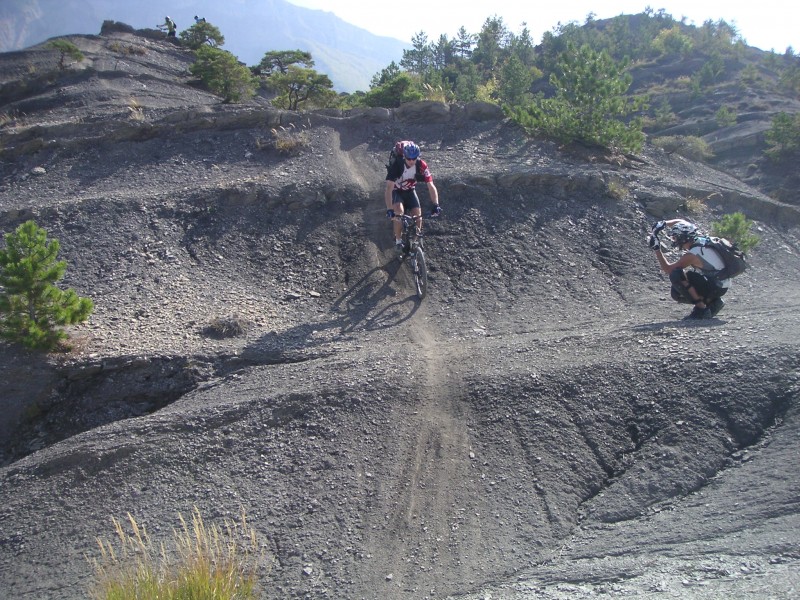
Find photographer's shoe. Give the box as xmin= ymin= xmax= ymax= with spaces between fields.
xmin=708 ymin=298 xmax=725 ymax=317
xmin=684 ymin=306 xmax=712 ymax=320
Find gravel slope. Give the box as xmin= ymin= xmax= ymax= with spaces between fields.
xmin=1 ymin=32 xmax=799 ymax=600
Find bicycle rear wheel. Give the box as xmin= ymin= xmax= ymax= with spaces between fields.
xmin=411 ymin=248 xmax=428 ymax=299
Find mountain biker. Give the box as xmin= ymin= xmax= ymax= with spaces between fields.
xmin=648 ymin=218 xmax=729 ymax=319
xmin=384 ymin=141 xmax=440 ymax=254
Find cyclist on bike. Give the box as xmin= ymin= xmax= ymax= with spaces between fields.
xmin=385 ymin=141 xmax=440 ymax=254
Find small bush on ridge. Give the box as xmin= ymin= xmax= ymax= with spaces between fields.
xmin=652 ymin=135 xmax=714 ymax=162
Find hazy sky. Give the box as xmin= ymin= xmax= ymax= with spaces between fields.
xmin=287 ymin=0 xmax=796 ymax=53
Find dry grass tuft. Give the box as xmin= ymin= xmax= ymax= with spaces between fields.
xmin=269 ymin=123 xmax=309 ymax=155
xmin=652 ymin=135 xmax=714 ymax=162
xmin=108 ymin=41 xmax=146 ymax=56
xmin=127 ymin=98 xmax=144 ymax=121
xmin=606 ymin=178 xmax=629 ymax=200
xmin=203 ymin=314 xmax=249 ymax=338
xmin=89 ymin=507 xmax=264 ymax=600
xmin=684 ymin=195 xmax=708 ymax=215
xmin=0 ymin=110 xmax=26 ymax=129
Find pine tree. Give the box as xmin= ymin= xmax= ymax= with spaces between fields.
xmin=498 ymin=54 xmax=535 ymax=106
xmin=0 ymin=220 xmax=93 ymax=350
xmin=179 ymin=20 xmax=225 ymax=50
xmin=510 ymin=42 xmax=647 ymax=152
xmin=190 ymin=46 xmax=256 ymax=103
xmin=400 ymin=32 xmax=434 ymax=75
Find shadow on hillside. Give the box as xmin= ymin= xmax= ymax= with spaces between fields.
xmin=0 ymin=344 xmax=69 ymax=456
xmin=63 ymin=134 xmax=281 ymax=188
xmin=241 ymin=259 xmax=422 ymax=359
xmin=632 ymin=318 xmax=728 ymax=331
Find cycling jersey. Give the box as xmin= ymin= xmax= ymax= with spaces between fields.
xmin=386 ymin=158 xmax=432 ymax=191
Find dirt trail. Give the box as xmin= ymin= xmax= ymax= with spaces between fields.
xmin=354 ymin=310 xmax=490 ymax=598
xmin=328 ymin=132 xmax=495 ymax=596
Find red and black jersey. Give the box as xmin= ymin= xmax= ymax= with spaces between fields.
xmin=386 ymin=158 xmax=432 ymax=191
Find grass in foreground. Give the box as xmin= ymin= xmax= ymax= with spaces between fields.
xmin=89 ymin=507 xmax=263 ymax=600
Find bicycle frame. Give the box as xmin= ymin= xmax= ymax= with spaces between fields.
xmin=398 ymin=213 xmax=423 ymax=254
xmin=396 ymin=213 xmax=427 ymax=299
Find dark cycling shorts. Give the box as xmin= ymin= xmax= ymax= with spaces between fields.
xmin=670 ymin=270 xmax=727 ymax=304
xmin=391 ymin=188 xmax=421 ymax=211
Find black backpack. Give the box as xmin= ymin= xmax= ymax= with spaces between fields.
xmin=387 ymin=141 xmax=425 ymax=182
xmin=693 ymin=236 xmax=748 ymax=280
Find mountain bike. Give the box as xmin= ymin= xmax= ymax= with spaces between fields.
xmin=397 ymin=213 xmax=427 ymax=299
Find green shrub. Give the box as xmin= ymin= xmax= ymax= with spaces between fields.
xmin=190 ymin=46 xmax=256 ymax=103
xmin=362 ymin=72 xmax=423 ymax=108
xmin=0 ymin=220 xmax=93 ymax=351
xmin=90 ymin=508 xmax=263 ymax=600
xmin=690 ymin=51 xmax=725 ymax=93
xmin=649 ymin=99 xmax=678 ymax=129
xmin=652 ymin=135 xmax=714 ymax=161
xmin=651 ymin=26 xmax=693 ymax=58
xmin=509 ymin=43 xmax=647 ymax=153
xmin=739 ymin=63 xmax=760 ymax=86
xmin=711 ymin=212 xmax=760 ymax=253
xmin=779 ymin=58 xmax=800 ymax=94
xmin=764 ymin=111 xmax=800 ymax=160
xmin=48 ymin=39 xmax=84 ymax=70
xmin=715 ymin=105 xmax=737 ymax=128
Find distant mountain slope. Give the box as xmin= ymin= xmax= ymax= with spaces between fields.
xmin=0 ymin=0 xmax=407 ymax=92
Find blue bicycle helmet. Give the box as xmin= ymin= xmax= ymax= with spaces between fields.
xmin=403 ymin=142 xmax=420 ymax=160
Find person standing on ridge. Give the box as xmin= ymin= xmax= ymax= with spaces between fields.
xmin=162 ymin=16 xmax=177 ymax=38
xmin=384 ymin=141 xmax=441 ymax=255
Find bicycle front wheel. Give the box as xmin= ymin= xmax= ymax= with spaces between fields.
xmin=411 ymin=248 xmax=428 ymax=299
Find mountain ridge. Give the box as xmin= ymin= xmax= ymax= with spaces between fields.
xmin=0 ymin=0 xmax=408 ymax=92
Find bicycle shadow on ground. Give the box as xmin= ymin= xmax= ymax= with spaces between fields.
xmin=241 ymin=255 xmax=424 ymax=362
xmin=333 ymin=255 xmax=424 ymax=332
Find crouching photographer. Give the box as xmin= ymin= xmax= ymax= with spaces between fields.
xmin=648 ymin=219 xmax=729 ymax=320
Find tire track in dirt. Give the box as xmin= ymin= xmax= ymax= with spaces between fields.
xmin=333 ymin=130 xmax=489 ymax=596
xmin=359 ymin=320 xmax=491 ymax=598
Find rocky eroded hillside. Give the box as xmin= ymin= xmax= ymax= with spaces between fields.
xmin=1 ymin=31 xmax=799 ymax=599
